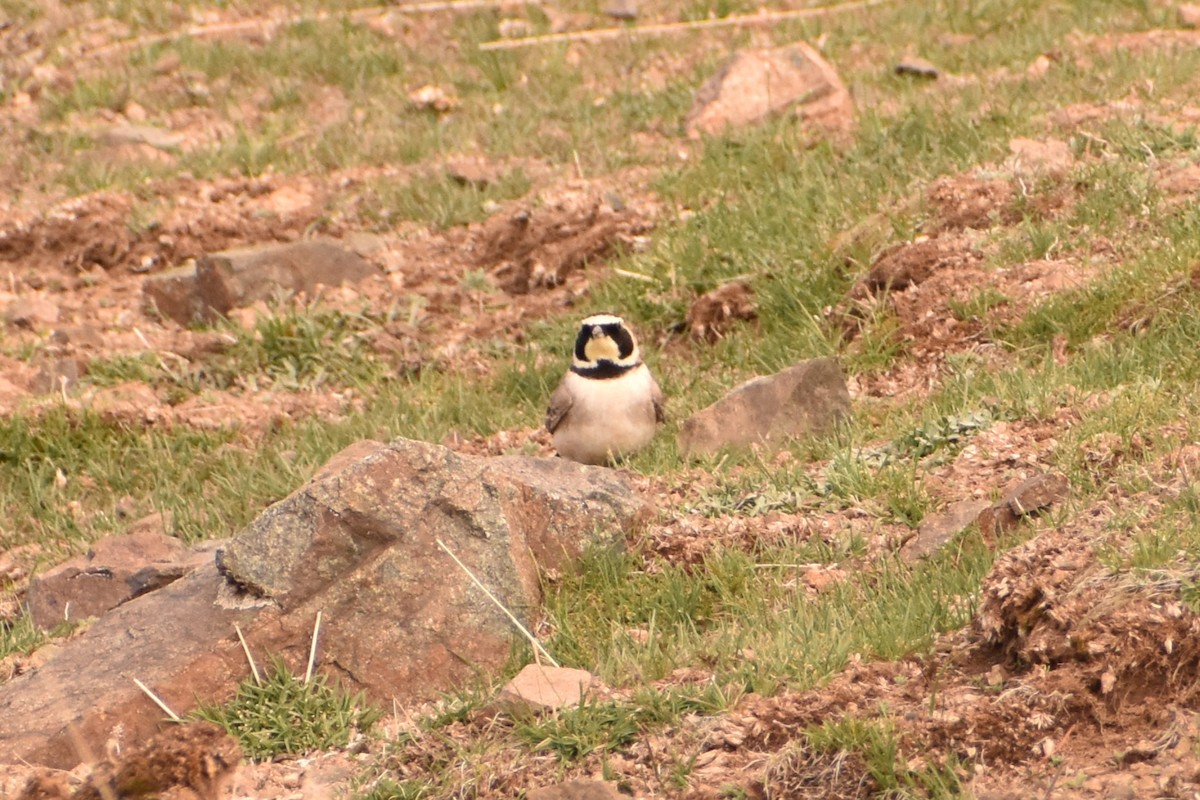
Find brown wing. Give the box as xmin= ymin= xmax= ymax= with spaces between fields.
xmin=651 ymin=374 xmax=665 ymax=423
xmin=545 ymin=376 xmax=574 ymax=434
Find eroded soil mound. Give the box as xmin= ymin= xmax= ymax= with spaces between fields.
xmin=689 ymin=447 xmax=1200 ymax=797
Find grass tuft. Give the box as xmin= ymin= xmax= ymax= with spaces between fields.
xmin=193 ymin=655 xmax=381 ymax=761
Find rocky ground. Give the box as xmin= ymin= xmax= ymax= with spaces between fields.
xmin=3 ymin=0 xmax=1200 ymax=798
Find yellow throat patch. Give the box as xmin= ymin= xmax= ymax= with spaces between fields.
xmin=584 ymin=335 xmax=621 ymax=363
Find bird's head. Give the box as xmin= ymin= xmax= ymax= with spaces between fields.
xmin=573 ymin=313 xmax=641 ymax=369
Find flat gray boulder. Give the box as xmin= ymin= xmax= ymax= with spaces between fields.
xmin=678 ymin=358 xmax=851 ymax=458
xmin=0 ymin=439 xmax=646 ymax=769
xmin=143 ymin=240 xmax=378 ymax=325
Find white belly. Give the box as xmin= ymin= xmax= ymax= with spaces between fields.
xmin=553 ymin=366 xmax=659 ymax=465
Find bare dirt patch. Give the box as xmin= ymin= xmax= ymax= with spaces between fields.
xmin=833 ymin=169 xmax=1096 ymax=399
xmin=661 ymin=450 xmax=1200 ymax=798
xmin=473 ymin=193 xmax=653 ymax=295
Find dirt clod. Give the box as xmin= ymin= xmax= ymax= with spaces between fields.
xmin=686 ymin=281 xmax=757 ymax=342
xmin=475 ymin=200 xmax=647 ymax=294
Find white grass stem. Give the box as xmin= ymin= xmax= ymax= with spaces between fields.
xmin=132 ymin=678 xmax=181 ymax=722
xmin=479 ymin=0 xmax=896 ymax=51
xmin=613 ymin=268 xmax=657 ymax=283
xmin=234 ymin=623 xmax=261 ymax=685
xmin=305 ymin=610 xmax=323 ymax=685
xmin=436 ymin=538 xmax=560 ymax=668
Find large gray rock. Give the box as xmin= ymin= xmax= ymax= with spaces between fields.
xmin=686 ymin=42 xmax=854 ymax=137
xmin=0 ymin=439 xmax=646 ymax=769
xmin=143 ymin=240 xmax=378 ymax=325
xmin=678 ymin=358 xmax=851 ymax=458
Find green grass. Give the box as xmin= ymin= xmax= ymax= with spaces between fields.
xmin=543 ymin=538 xmax=992 ymax=695
xmin=7 ymin=0 xmax=1200 ymax=795
xmin=193 ymin=655 xmax=381 ymax=761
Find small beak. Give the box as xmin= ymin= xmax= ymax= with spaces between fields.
xmin=591 ymin=325 xmax=604 ymax=339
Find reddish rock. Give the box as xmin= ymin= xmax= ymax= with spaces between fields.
xmin=3 ymin=296 xmax=60 ymax=329
xmin=496 ymin=664 xmax=598 ymax=715
xmin=603 ymin=0 xmax=638 ymax=19
xmin=1007 ymin=137 xmax=1074 ymax=176
xmin=527 ymin=781 xmax=624 ymax=800
xmin=26 ymin=528 xmax=203 ymax=630
xmin=686 ymin=42 xmax=854 ymax=137
xmin=677 ymin=358 xmax=851 ymax=458
xmin=29 ymin=355 xmax=86 ymax=395
xmin=0 ymin=438 xmax=645 ymax=769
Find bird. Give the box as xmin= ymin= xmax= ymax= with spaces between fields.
xmin=545 ymin=313 xmax=664 ymax=466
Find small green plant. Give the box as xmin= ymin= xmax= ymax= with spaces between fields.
xmin=514 ymin=696 xmax=642 ymax=762
xmin=0 ymin=613 xmax=77 ymax=664
xmin=887 ymin=409 xmax=994 ymax=462
xmin=194 ymin=656 xmax=380 ymax=761
xmin=354 ymin=777 xmax=435 ymax=800
xmin=947 ymin=287 xmax=1011 ymax=322
xmin=801 ymin=716 xmax=963 ymax=798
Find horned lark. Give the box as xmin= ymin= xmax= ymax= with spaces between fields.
xmin=545 ymin=313 xmax=664 ymax=466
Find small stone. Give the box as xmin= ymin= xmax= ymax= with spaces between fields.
xmin=261 ymin=185 xmax=313 ymax=217
xmin=1007 ymin=137 xmax=1074 ymax=176
xmin=902 ymin=500 xmax=990 ymax=561
xmin=802 ymin=567 xmax=848 ymax=593
xmin=342 ymin=231 xmax=388 ymax=258
xmin=98 ymin=124 xmax=183 ymax=151
xmin=25 ymin=528 xmax=202 ymax=630
xmin=527 ymin=781 xmax=624 ymax=800
xmin=686 ymin=42 xmax=854 ymax=137
xmin=408 ymin=84 xmax=459 ymax=113
xmin=1027 ymin=54 xmax=1054 ymax=77
xmin=444 ymin=156 xmax=500 ymax=188
xmin=678 ymin=358 xmax=851 ymax=458
xmin=895 ymin=56 xmax=940 ymax=79
xmin=123 ymin=101 xmax=148 ymax=122
xmin=153 ymin=52 xmax=182 ymax=74
xmin=1006 ymin=472 xmax=1069 ymax=516
xmin=495 ymin=664 xmax=598 ymax=715
xmin=977 ymin=473 xmax=1069 ymax=535
xmin=1103 ymin=776 xmax=1137 ymax=800
xmin=4 ymin=296 xmax=59 ymax=329
xmin=603 ymin=0 xmax=639 ymax=20
xmin=143 ymin=241 xmax=378 ymax=325
xmin=31 ymin=356 xmax=86 ymax=395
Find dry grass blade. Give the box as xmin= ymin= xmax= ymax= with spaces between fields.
xmin=235 ymin=623 xmax=261 ymax=686
xmin=305 ymin=610 xmax=323 ymax=685
xmin=131 ymin=677 xmax=182 ymax=722
xmin=435 ymin=538 xmax=561 ymax=667
xmin=479 ymin=0 xmax=895 ymax=50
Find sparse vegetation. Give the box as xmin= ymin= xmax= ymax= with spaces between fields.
xmin=3 ymin=0 xmax=1200 ymax=796
xmin=193 ymin=656 xmax=380 ymax=761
